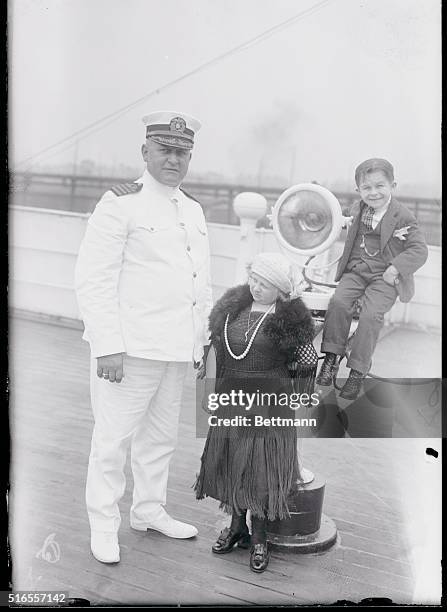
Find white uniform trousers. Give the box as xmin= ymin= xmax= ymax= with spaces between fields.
xmin=86 ymin=355 xmax=188 ymax=533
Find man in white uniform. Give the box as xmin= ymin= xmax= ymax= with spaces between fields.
xmin=75 ymin=111 xmax=212 ymax=563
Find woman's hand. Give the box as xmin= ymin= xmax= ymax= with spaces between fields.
xmin=196 ymin=362 xmax=206 ymax=379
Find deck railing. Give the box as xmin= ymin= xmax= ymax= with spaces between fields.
xmin=9 ymin=171 xmax=441 ymax=245
xmin=9 ymin=204 xmax=441 ymax=330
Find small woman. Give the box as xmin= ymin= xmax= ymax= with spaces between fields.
xmin=194 ymin=252 xmax=318 ymax=573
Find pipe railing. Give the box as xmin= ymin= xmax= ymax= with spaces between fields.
xmin=9 ymin=171 xmax=441 ymax=245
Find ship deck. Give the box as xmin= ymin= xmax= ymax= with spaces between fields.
xmin=8 ymin=316 xmax=441 ymax=605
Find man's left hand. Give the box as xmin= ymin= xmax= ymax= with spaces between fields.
xmin=383 ymin=264 xmax=399 ymax=286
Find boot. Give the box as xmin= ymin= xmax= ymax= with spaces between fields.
xmin=249 ymin=515 xmax=270 ymax=573
xmin=339 ymin=369 xmax=365 ymax=400
xmin=212 ymin=510 xmax=250 ymax=554
xmin=316 ymin=352 xmax=337 ymax=386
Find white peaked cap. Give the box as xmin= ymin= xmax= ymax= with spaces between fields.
xmin=142 ymin=110 xmax=202 ymax=150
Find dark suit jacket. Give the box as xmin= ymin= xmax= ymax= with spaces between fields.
xmin=335 ymin=197 xmax=428 ymax=302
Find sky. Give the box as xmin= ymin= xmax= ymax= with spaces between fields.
xmin=8 ymin=0 xmax=442 ymax=195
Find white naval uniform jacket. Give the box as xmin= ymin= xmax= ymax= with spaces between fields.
xmin=74 ymin=170 xmax=213 ymax=363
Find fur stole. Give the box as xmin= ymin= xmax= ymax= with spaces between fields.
xmin=209 ymin=284 xmax=314 ymax=350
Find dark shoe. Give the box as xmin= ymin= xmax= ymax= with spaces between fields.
xmin=212 ymin=527 xmax=251 ymax=554
xmin=316 ymin=352 xmax=337 ymax=386
xmin=339 ymin=369 xmax=365 ymax=400
xmin=249 ymin=543 xmax=270 ymax=573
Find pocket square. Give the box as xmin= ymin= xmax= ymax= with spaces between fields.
xmin=393 ymin=225 xmax=411 ymax=240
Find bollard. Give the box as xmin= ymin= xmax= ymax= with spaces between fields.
xmin=267 ymin=474 xmax=337 ymax=553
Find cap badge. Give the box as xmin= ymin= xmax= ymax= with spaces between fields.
xmin=170 ymin=117 xmax=186 ymax=133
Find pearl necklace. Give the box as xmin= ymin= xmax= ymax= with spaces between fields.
xmin=224 ymin=303 xmax=274 ymax=361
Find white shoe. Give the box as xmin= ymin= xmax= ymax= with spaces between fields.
xmin=130 ymin=508 xmax=198 ymax=539
xmin=90 ymin=531 xmax=120 ymax=563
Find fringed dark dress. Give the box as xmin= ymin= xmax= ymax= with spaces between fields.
xmin=194 ymin=284 xmax=318 ymax=521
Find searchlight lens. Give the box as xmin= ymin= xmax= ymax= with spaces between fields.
xmin=277 ymin=190 xmax=332 ymax=249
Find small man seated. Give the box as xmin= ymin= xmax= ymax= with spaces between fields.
xmin=316 ymin=158 xmax=428 ymax=399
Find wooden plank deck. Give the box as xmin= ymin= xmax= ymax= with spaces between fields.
xmin=8 ymin=317 xmax=441 ymax=605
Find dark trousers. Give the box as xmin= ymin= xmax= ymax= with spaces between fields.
xmin=321 ymin=263 xmax=398 ymax=374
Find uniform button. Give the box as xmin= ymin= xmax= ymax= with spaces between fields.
xmin=179 ymin=222 xmax=185 ymax=227
xmin=193 ymin=301 xmax=197 ymax=306
xmin=187 ymin=246 xmax=191 ymax=251
xmin=150 ymin=227 xmax=154 ymax=231
xmin=172 ymin=197 xmax=178 ymax=204
xmin=193 ymin=272 xmax=197 ymax=278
